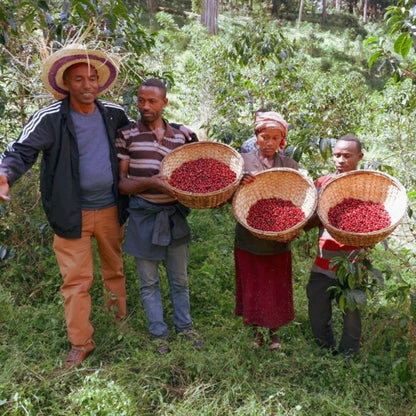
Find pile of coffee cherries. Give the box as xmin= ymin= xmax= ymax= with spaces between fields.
xmin=328 ymin=197 xmax=391 ymax=232
xmin=169 ymin=158 xmax=237 ymax=193
xmin=247 ymin=197 xmax=305 ymax=232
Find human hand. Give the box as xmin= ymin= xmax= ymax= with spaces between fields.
xmin=0 ymin=174 xmax=10 ymax=201
xmin=179 ymin=125 xmax=195 ymax=142
xmin=151 ymin=174 xmax=177 ymax=198
xmin=241 ymin=172 xmax=256 ymax=185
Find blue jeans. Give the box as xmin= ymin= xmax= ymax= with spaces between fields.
xmin=135 ymin=244 xmax=192 ymax=338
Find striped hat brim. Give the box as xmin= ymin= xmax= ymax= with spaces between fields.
xmin=41 ymin=44 xmax=119 ymax=100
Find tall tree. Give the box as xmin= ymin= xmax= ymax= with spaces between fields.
xmin=201 ymin=0 xmax=220 ymax=35
xmin=363 ymin=0 xmax=368 ymax=23
xmin=298 ymin=0 xmax=305 ymax=26
xmin=322 ymin=0 xmax=327 ymax=20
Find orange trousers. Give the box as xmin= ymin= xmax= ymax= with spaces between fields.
xmin=53 ymin=206 xmax=126 ymax=352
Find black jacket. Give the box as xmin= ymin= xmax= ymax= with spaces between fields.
xmin=0 ymin=97 xmax=130 ymax=238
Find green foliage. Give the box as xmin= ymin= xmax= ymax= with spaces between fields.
xmin=365 ymin=0 xmax=416 ymax=81
xmin=329 ymin=250 xmax=381 ymax=313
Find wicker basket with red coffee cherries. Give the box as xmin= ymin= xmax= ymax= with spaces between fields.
xmin=232 ymin=168 xmax=318 ymax=242
xmin=159 ymin=141 xmax=244 ymax=209
xmin=317 ymin=170 xmax=408 ymax=247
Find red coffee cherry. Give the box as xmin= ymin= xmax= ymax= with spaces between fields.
xmin=247 ymin=198 xmax=305 ymax=232
xmin=169 ymin=158 xmax=237 ymax=193
xmin=328 ymin=198 xmax=391 ymax=232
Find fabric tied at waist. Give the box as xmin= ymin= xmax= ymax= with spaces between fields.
xmin=123 ymin=196 xmax=191 ymax=260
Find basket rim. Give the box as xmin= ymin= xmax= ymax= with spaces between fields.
xmin=160 ymin=141 xmax=244 ymax=197
xmin=317 ymin=169 xmax=408 ymax=237
xmin=232 ymin=167 xmax=318 ymax=237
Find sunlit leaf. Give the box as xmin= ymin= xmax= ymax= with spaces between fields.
xmin=369 ymin=51 xmax=383 ymax=68
xmin=394 ymin=32 xmax=408 ymax=54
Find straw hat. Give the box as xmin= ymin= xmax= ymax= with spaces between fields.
xmin=41 ymin=44 xmax=119 ymax=100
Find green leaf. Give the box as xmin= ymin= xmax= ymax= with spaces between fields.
xmin=394 ymin=33 xmax=408 ymax=54
xmin=369 ymin=51 xmax=383 ymax=68
xmin=393 ymin=71 xmax=401 ymax=82
xmin=348 ymin=273 xmax=357 ymax=289
xmin=76 ymin=0 xmax=95 ymax=12
xmin=401 ymin=37 xmax=413 ymax=58
xmin=351 ymin=290 xmax=367 ymax=309
xmin=75 ymin=3 xmax=91 ymax=22
xmin=113 ymin=3 xmax=129 ymax=19
xmin=345 ymin=290 xmax=357 ymax=311
xmin=364 ymin=36 xmax=378 ymax=47
xmin=339 ymin=295 xmax=346 ymax=313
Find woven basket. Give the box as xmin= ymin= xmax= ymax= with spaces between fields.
xmin=232 ymin=168 xmax=318 ymax=242
xmin=317 ymin=170 xmax=408 ymax=247
xmin=159 ymin=141 xmax=244 ymax=209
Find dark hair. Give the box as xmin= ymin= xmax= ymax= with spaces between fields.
xmin=337 ymin=135 xmax=362 ymax=153
xmin=139 ymin=78 xmax=167 ymax=98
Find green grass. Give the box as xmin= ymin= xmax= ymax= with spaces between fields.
xmin=0 ymin=206 xmax=414 ymax=415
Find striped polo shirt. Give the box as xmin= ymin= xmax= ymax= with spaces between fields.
xmin=311 ymin=174 xmax=359 ymax=278
xmin=116 ymin=119 xmax=186 ymax=204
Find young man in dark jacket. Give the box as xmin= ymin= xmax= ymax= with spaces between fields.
xmin=0 ymin=45 xmax=130 ymax=366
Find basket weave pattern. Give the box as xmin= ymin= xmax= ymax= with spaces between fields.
xmin=317 ymin=170 xmax=408 ymax=247
xmin=160 ymin=141 xmax=244 ymax=209
xmin=232 ymin=168 xmax=318 ymax=242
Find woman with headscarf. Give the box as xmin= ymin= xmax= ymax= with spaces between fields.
xmin=234 ymin=112 xmax=298 ymax=350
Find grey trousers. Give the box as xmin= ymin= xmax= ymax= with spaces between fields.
xmin=306 ymin=271 xmax=361 ymax=356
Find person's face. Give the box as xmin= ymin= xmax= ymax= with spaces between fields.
xmin=63 ymin=63 xmax=99 ymax=107
xmin=138 ymin=86 xmax=168 ymax=123
xmin=333 ymin=140 xmax=363 ymax=173
xmin=256 ymin=127 xmax=284 ymax=158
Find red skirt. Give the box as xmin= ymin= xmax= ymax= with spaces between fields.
xmin=234 ymin=247 xmax=295 ymax=329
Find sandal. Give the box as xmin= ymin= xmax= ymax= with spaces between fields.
xmin=270 ymin=342 xmax=282 ymax=351
xmin=253 ymin=330 xmax=265 ymax=348
xmin=153 ymin=339 xmax=171 ymax=355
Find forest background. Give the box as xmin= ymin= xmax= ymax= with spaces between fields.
xmin=0 ymin=1 xmax=415 ymax=415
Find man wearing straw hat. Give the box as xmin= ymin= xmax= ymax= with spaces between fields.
xmin=0 ymin=44 xmax=131 ymax=366
xmin=305 ymin=135 xmax=364 ymax=359
xmin=116 ymin=78 xmax=202 ymax=355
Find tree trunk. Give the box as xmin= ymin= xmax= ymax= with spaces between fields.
xmin=322 ymin=0 xmax=327 ymax=21
xmin=298 ymin=0 xmax=305 ymax=27
xmin=201 ymin=0 xmax=220 ymax=35
xmin=336 ymin=0 xmax=341 ymax=11
xmin=146 ymin=0 xmax=156 ymax=16
xmin=363 ymin=0 xmax=368 ymax=23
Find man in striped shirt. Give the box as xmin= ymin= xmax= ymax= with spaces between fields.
xmin=116 ymin=78 xmax=202 ymax=354
xmin=306 ymin=135 xmax=364 ymax=358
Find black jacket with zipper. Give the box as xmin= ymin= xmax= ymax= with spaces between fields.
xmin=0 ymin=97 xmax=130 ymax=238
